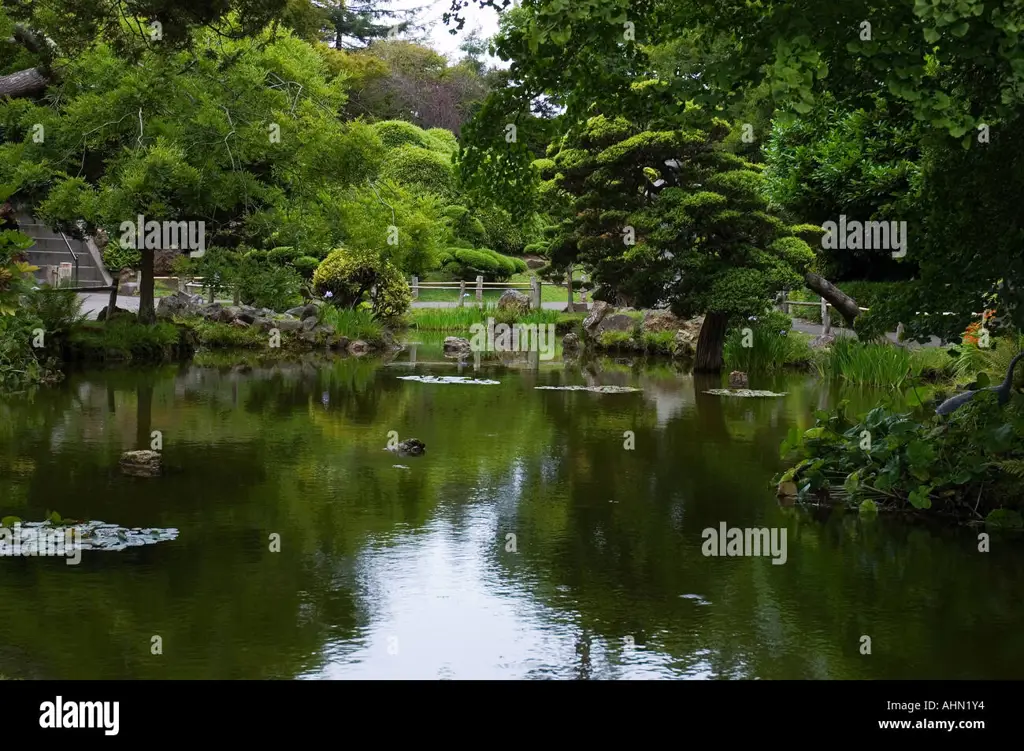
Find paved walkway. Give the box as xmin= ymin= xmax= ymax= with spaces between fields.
xmin=77 ymin=292 xmax=944 ymax=346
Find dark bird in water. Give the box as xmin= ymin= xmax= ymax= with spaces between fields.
xmin=935 ymin=352 xmax=1024 ymax=416
xmin=387 ymin=438 xmax=425 ymax=457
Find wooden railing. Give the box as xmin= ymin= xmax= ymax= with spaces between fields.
xmin=410 ymin=276 xmax=544 ymax=309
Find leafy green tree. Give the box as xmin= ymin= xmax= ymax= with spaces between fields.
xmin=545 ymin=113 xmax=815 ymax=371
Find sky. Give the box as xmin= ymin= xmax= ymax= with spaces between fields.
xmin=390 ymin=0 xmax=503 ymax=62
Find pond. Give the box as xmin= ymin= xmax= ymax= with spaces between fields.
xmin=1 ymin=340 xmax=1022 ymax=679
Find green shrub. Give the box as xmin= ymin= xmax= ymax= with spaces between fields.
xmin=185 ymin=319 xmax=265 ymax=349
xmin=443 ymin=205 xmax=488 ymax=247
xmin=236 ymin=260 xmax=303 ymax=311
xmin=477 ymin=205 xmax=529 ymax=255
xmin=373 ymin=120 xmax=432 ymax=149
xmin=312 ymin=247 xmax=411 ymax=320
xmin=267 ymin=246 xmax=301 ymax=264
xmin=445 ymin=248 xmax=521 ymax=281
xmin=425 ymin=128 xmax=458 ymax=154
xmin=292 ymin=256 xmax=320 ymax=279
xmin=22 ymin=284 xmax=86 ymax=334
xmin=67 ymin=319 xmax=183 ymax=362
xmin=381 ymin=146 xmax=456 ymax=198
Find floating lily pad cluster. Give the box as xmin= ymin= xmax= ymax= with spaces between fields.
xmin=397 ymin=375 xmax=500 ymax=385
xmin=703 ymin=389 xmax=789 ymax=398
xmin=0 ymin=520 xmax=179 ymax=552
xmin=534 ymin=385 xmax=641 ymax=393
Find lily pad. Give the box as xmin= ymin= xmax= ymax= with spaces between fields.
xmin=703 ymin=389 xmax=789 ymax=397
xmin=397 ymin=375 xmax=500 ymax=385
xmin=534 ymin=385 xmax=641 ymax=393
xmin=0 ymin=520 xmax=178 ymax=554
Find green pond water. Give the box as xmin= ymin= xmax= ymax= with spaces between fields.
xmin=1 ymin=339 xmax=1022 ymax=679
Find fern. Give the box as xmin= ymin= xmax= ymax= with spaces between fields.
xmin=995 ymin=459 xmax=1024 ymax=479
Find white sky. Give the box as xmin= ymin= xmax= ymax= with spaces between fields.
xmin=391 ymin=0 xmax=503 ymax=62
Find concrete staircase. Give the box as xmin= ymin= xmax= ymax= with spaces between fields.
xmin=16 ymin=214 xmax=111 ymax=289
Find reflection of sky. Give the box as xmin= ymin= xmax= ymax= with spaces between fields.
xmin=307 ymin=494 xmax=711 ymax=679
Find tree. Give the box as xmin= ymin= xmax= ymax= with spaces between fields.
xmin=545 ymin=113 xmax=815 ymax=371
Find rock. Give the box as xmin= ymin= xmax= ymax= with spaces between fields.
xmin=117 ymin=267 xmax=135 ymax=286
xmin=641 ymin=310 xmax=685 ymax=333
xmin=315 ymin=323 xmax=336 ymax=336
xmin=119 ymin=450 xmax=161 ymax=478
xmin=237 ymin=307 xmax=257 ymax=324
xmin=254 ymin=317 xmax=275 ymax=331
xmin=673 ymin=329 xmax=696 ymax=358
xmin=443 ymin=336 xmax=472 ymax=356
xmin=156 ymin=291 xmax=202 ymax=319
xmin=329 ymin=336 xmax=350 ymax=351
xmin=348 ymin=340 xmax=370 ymax=355
xmin=562 ymin=332 xmax=580 ymax=353
xmin=271 ymin=318 xmax=303 ymax=333
xmin=119 ymin=282 xmax=140 ymax=296
xmin=231 ymin=319 xmax=250 ymax=328
xmin=96 ymin=306 xmax=134 ymax=322
xmin=301 ymin=316 xmax=318 ymax=332
xmin=596 ymin=313 xmax=636 ymax=335
xmin=582 ymin=301 xmax=611 ymax=338
xmin=218 ymin=306 xmax=241 ymax=323
xmin=729 ymin=371 xmax=750 ymax=389
xmin=299 ymin=303 xmax=319 ymax=321
xmin=388 ymin=438 xmax=425 ymax=457
xmin=198 ymin=302 xmax=223 ymax=321
xmin=809 ymin=333 xmax=837 ymax=349
xmin=497 ymin=289 xmax=531 ymax=316
xmin=525 ymin=257 xmax=547 ymax=270
xmin=284 ymin=306 xmax=307 ymax=317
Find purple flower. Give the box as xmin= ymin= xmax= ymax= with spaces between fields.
xmin=324 ymin=291 xmax=334 ymax=299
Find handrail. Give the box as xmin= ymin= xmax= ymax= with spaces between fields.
xmin=59 ymin=231 xmax=80 ymax=285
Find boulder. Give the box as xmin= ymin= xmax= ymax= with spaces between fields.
xmin=271 ymin=318 xmax=303 ymax=333
xmin=119 ymin=450 xmax=161 ymax=478
xmin=301 ymin=316 xmax=318 ymax=332
xmin=525 ymin=257 xmax=547 ymax=270
xmin=237 ymin=307 xmax=258 ymax=324
xmin=96 ymin=306 xmax=135 ymax=322
xmin=497 ymin=289 xmax=531 ymax=317
xmin=562 ymin=332 xmax=580 ymax=353
xmin=443 ymin=337 xmax=472 ymax=356
xmin=156 ymin=291 xmax=202 ymax=319
xmin=198 ymin=302 xmax=223 ymax=321
xmin=253 ymin=317 xmax=276 ymax=332
xmin=348 ymin=340 xmax=370 ymax=355
xmin=217 ymin=306 xmax=241 ymax=323
xmin=596 ymin=313 xmax=636 ymax=335
xmin=642 ymin=310 xmax=686 ymax=334
xmin=299 ymin=303 xmax=319 ymax=321
xmin=673 ymin=329 xmax=697 ymax=358
xmin=729 ymin=371 xmax=750 ymax=389
xmin=582 ymin=301 xmax=611 ymax=338
xmin=284 ymin=305 xmax=307 ymax=317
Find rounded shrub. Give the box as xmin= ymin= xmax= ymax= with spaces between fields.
xmin=292 ymin=256 xmax=321 ymax=278
xmin=381 ymin=146 xmax=456 ymax=198
xmin=312 ymin=246 xmax=411 ymax=320
xmin=267 ymin=246 xmax=301 ymax=264
xmin=373 ymin=120 xmax=432 ymax=149
xmin=426 ymin=128 xmax=459 ymax=154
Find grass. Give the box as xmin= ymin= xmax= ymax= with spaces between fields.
xmin=409 ymin=304 xmax=562 ymax=331
xmin=724 ymin=328 xmax=814 ymax=373
xmin=66 ymin=318 xmax=185 ymax=362
xmin=814 ymin=337 xmax=923 ymax=388
xmin=179 ymin=318 xmax=266 ymax=349
xmin=317 ymin=305 xmax=385 ymax=344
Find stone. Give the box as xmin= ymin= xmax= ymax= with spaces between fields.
xmin=254 ymin=317 xmax=275 ymax=332
xmin=641 ymin=310 xmax=686 ymax=334
xmin=348 ymin=340 xmax=370 ymax=355
xmin=497 ymin=289 xmax=531 ymax=316
xmin=316 ymin=323 xmax=336 ymax=336
xmin=96 ymin=306 xmax=134 ymax=322
xmin=582 ymin=301 xmax=611 ymax=338
xmin=673 ymin=330 xmax=696 ymax=358
xmin=272 ymin=318 xmax=303 ymax=333
xmin=443 ymin=337 xmax=472 ymax=356
xmin=809 ymin=333 xmax=837 ymax=349
xmin=218 ymin=306 xmax=241 ymax=323
xmin=729 ymin=371 xmax=750 ymax=389
xmin=119 ymin=450 xmax=161 ymax=478
xmin=562 ymin=332 xmax=580 ymax=353
xmin=119 ymin=282 xmax=139 ymax=296
xmin=596 ymin=313 xmax=637 ymax=335
xmin=301 ymin=316 xmax=318 ymax=332
xmin=198 ymin=302 xmax=223 ymax=321
xmin=329 ymin=336 xmax=350 ymax=351
xmin=525 ymin=257 xmax=547 ymax=270
xmin=299 ymin=303 xmax=319 ymax=321
xmin=284 ymin=306 xmax=307 ymax=317
xmin=156 ymin=291 xmax=202 ymax=319
xmin=237 ymin=307 xmax=258 ymax=324
xmin=231 ymin=319 xmax=250 ymax=328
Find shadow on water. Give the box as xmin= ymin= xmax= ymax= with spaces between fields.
xmin=0 ymin=353 xmax=1022 ymax=679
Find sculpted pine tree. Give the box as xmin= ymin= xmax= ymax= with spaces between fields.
xmin=546 ymin=113 xmax=816 ymax=372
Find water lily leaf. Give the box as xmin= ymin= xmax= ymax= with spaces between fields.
xmin=844 ymin=471 xmax=861 ymax=493
xmin=908 ymin=485 xmax=933 ymax=509
xmin=859 ymin=499 xmax=878 ymax=517
xmin=1 ymin=516 xmax=21 ymax=528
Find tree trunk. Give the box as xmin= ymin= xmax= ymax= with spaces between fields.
xmin=138 ymin=251 xmax=156 ymax=324
xmin=694 ymin=311 xmax=729 ymax=373
xmin=106 ymin=282 xmax=118 ymax=324
xmin=0 ymin=67 xmax=48 ymax=98
xmin=804 ymin=272 xmax=860 ymax=326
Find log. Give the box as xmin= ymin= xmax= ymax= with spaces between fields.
xmin=0 ymin=67 xmax=49 ymax=98
xmin=804 ymin=272 xmax=860 ymax=326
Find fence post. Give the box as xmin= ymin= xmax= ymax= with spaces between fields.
xmin=411 ymin=275 xmax=418 ymax=300
xmin=459 ymin=280 xmax=466 ymax=307
xmin=530 ymin=276 xmax=541 ymax=310
xmin=178 ymin=276 xmax=187 ymax=293
xmin=476 ymin=275 xmax=483 ymax=302
xmin=781 ymin=289 xmax=789 ymax=316
xmin=821 ymin=296 xmax=831 ymax=335
xmin=566 ymin=269 xmax=573 ymax=311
